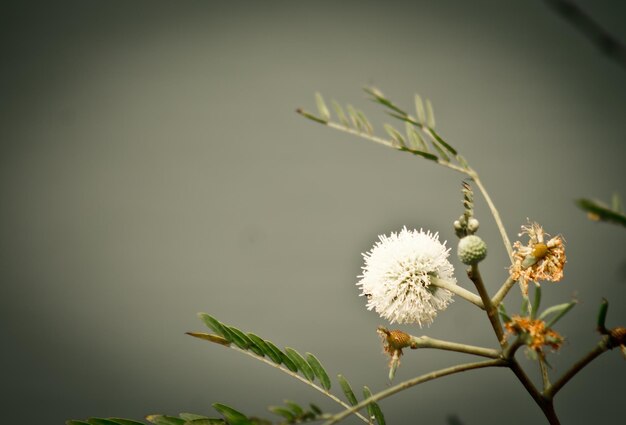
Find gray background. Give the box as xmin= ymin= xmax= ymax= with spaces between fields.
xmin=1 ymin=1 xmax=625 ymax=424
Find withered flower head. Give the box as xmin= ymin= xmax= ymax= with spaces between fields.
xmin=609 ymin=327 xmax=626 ymax=359
xmin=377 ymin=326 xmax=414 ymax=380
xmin=504 ymin=315 xmax=564 ymax=352
xmin=509 ymin=221 xmax=566 ymax=296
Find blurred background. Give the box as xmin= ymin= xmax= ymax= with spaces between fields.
xmin=1 ymin=1 xmax=625 ymax=424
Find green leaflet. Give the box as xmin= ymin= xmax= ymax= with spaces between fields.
xmin=541 ymin=301 xmax=577 ymax=328
xmin=198 ymin=314 xmax=232 ymax=342
xmin=531 ymin=286 xmax=542 ymax=320
xmin=146 ymin=416 xmax=186 ymax=425
xmin=186 ymin=332 xmax=231 ymax=347
xmin=109 ymin=419 xmax=148 ymax=425
xmin=309 ymin=404 xmax=322 ymax=415
xmin=66 ymin=421 xmax=91 ymax=425
xmin=283 ymin=400 xmax=304 ymax=417
xmin=429 ymin=128 xmax=457 ymax=155
xmin=398 ymin=146 xmax=439 ymax=161
xmin=315 ymin=92 xmax=331 ymax=121
xmin=364 ymin=87 xmax=407 ymax=116
xmin=337 ymin=374 xmax=358 ymax=406
xmin=331 ymin=100 xmax=350 ymax=127
xmin=305 ymin=353 xmax=331 ymax=390
xmin=498 ymin=304 xmax=512 ymax=324
xmin=279 ymin=351 xmax=299 ymax=373
xmin=268 ymin=406 xmax=295 ymax=421
xmin=284 ymin=347 xmax=315 ymax=381
xmin=246 ymin=333 xmax=276 ymax=362
xmin=261 ymin=339 xmax=285 ymax=365
xmin=212 ymin=403 xmax=251 ymax=425
xmin=362 ymin=387 xmax=386 ymax=425
xmin=88 ymin=419 xmax=131 ymax=425
xmin=226 ymin=326 xmax=253 ymax=351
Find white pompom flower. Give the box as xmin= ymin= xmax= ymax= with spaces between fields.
xmin=357 ymin=227 xmax=457 ymax=326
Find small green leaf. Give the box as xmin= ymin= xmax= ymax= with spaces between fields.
xmin=405 ymin=122 xmax=428 ymax=151
xmin=146 ymin=416 xmax=186 ymax=425
xmin=179 ymin=414 xmax=209 ymax=421
xmin=88 ymin=419 xmax=129 ymax=425
xmin=398 ymin=146 xmax=439 ymax=161
xmin=315 ymin=92 xmax=331 ymax=121
xmin=309 ymin=404 xmax=322 ymax=415
xmin=306 ymin=353 xmax=331 ymax=390
xmin=212 ymin=403 xmax=250 ymax=425
xmin=283 ymin=400 xmax=304 ymax=417
xmin=415 ymin=94 xmax=426 ymax=124
xmin=186 ymin=332 xmax=231 ymax=347
xmin=227 ymin=326 xmax=254 ymax=351
xmin=356 ymin=110 xmax=374 ymax=134
xmin=285 ymin=347 xmax=315 ymax=381
xmin=521 ymin=296 xmax=530 ymax=316
xmin=384 ymin=124 xmax=406 ymax=147
xmin=246 ymin=333 xmax=277 ymax=361
xmin=268 ymin=406 xmax=295 ymax=421
xmin=109 ymin=419 xmax=147 ymax=425
xmin=611 ymin=193 xmax=622 ymax=212
xmin=457 ymin=155 xmax=470 ymax=169
xmin=364 ymin=87 xmax=407 ymax=116
xmin=597 ymin=298 xmax=609 ymax=333
xmin=198 ymin=314 xmax=232 ymax=342
xmin=184 ymin=420 xmax=225 ymax=425
xmin=346 ymin=104 xmax=361 ymax=130
xmin=279 ymin=351 xmax=299 ymax=372
xmin=498 ymin=304 xmax=512 ymax=324
xmin=576 ymin=198 xmax=626 ymax=227
xmin=425 ymin=99 xmax=436 ymax=128
xmin=259 ymin=338 xmax=283 ymax=364
xmin=430 ymin=139 xmax=450 ymax=162
xmin=531 ymin=286 xmax=542 ymax=320
xmin=541 ymin=301 xmax=577 ymax=328
xmin=296 ymin=108 xmax=328 ymax=125
xmin=337 ymin=374 xmax=358 ymax=406
xmin=429 ymin=129 xmax=457 ymax=155
xmin=362 ymin=387 xmax=385 ymax=425
xmin=331 ymin=101 xmax=350 ymax=127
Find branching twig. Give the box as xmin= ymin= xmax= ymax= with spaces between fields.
xmin=323 ymin=359 xmax=506 ymax=425
xmin=430 ymin=277 xmax=484 ymax=309
xmin=409 ymin=335 xmax=501 ymax=358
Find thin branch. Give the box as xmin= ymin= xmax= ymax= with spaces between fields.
xmin=409 ymin=335 xmax=501 ymax=358
xmin=469 ymin=172 xmax=514 ymax=264
xmin=544 ymin=336 xmax=610 ymax=398
xmin=323 ymin=359 xmax=506 ymax=425
xmin=468 ymin=265 xmax=506 ymax=344
xmin=543 ymin=0 xmax=626 ymax=71
xmin=539 ymin=353 xmax=551 ymax=391
xmin=492 ymin=276 xmax=517 ymax=306
xmin=430 ymin=276 xmax=484 ymax=309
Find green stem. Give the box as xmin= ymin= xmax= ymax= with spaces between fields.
xmin=469 ymin=264 xmax=505 ymax=344
xmin=409 ymin=335 xmax=501 ymax=358
xmin=492 ymin=276 xmax=517 ymax=307
xmin=539 ymin=353 xmax=551 ymax=391
xmin=322 ymin=359 xmax=506 ymax=425
xmin=233 ymin=346 xmax=370 ymax=423
xmin=430 ymin=277 xmax=484 ymax=309
xmin=544 ymin=336 xmax=610 ymax=399
xmin=469 ymin=171 xmax=514 ymax=264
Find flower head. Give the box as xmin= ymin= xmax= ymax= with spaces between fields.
xmin=357 ymin=227 xmax=456 ymax=326
xmin=509 ymin=221 xmax=566 ymax=296
xmin=377 ymin=326 xmax=414 ymax=380
xmin=504 ymin=315 xmax=564 ymax=352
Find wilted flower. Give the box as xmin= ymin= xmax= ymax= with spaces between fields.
xmin=504 ymin=315 xmax=564 ymax=352
xmin=377 ymin=327 xmax=414 ymax=380
xmin=357 ymin=227 xmax=456 ymax=326
xmin=509 ymin=221 xmax=566 ymax=296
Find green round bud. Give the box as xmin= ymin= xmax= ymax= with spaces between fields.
xmin=457 ymin=235 xmax=487 ymax=265
xmin=467 ymin=218 xmax=480 ymax=233
xmin=453 ymin=220 xmax=462 ymax=230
